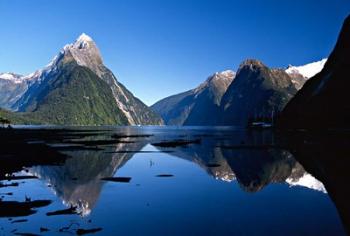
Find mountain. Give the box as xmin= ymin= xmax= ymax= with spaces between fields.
xmin=151 ymin=70 xmax=235 ymax=125
xmin=0 ymin=73 xmax=30 ymax=110
xmin=0 ymin=34 xmax=163 ymax=125
xmin=285 ymin=58 xmax=327 ymax=89
xmin=153 ymin=60 xmax=298 ymax=127
xmin=0 ymin=108 xmax=39 ymax=124
xmin=22 ymin=64 xmax=131 ymax=125
xmin=219 ymin=59 xmax=297 ymax=126
xmin=278 ymin=15 xmax=350 ymax=129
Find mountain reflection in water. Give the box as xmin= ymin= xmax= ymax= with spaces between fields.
xmin=25 ymin=129 xmax=326 ymax=217
xmin=29 ymin=140 xmax=146 ymax=216
xmin=0 ymin=127 xmax=348 ymax=235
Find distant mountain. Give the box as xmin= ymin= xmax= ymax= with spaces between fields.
xmin=219 ymin=59 xmax=297 ymax=126
xmin=0 ymin=34 xmax=163 ymax=125
xmin=278 ymin=15 xmax=350 ymax=129
xmin=153 ymin=59 xmax=299 ymax=127
xmin=0 ymin=73 xmax=30 ymax=110
xmin=151 ymin=70 xmax=235 ymax=125
xmin=285 ymin=59 xmax=327 ymax=89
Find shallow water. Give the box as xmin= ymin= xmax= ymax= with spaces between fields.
xmin=0 ymin=126 xmax=348 ymax=235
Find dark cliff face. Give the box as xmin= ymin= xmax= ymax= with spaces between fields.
xmin=151 ymin=90 xmax=194 ymax=125
xmin=219 ymin=59 xmax=297 ymax=126
xmin=278 ymin=15 xmax=350 ymax=129
xmin=153 ymin=60 xmax=298 ymax=127
xmin=151 ymin=70 xmax=235 ymax=125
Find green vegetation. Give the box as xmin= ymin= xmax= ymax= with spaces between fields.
xmin=0 ymin=117 xmax=10 ymax=125
xmin=0 ymin=108 xmax=40 ymax=125
xmin=1 ymin=64 xmax=130 ymax=126
xmin=28 ymin=64 xmax=129 ymax=125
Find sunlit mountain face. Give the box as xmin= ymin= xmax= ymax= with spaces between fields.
xmin=0 ymin=34 xmax=163 ymax=125
xmin=0 ymin=127 xmax=347 ymax=235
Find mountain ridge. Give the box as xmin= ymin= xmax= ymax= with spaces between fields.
xmin=153 ymin=59 xmax=301 ymax=126
xmin=151 ymin=70 xmax=235 ymax=125
xmin=0 ymin=33 xmax=163 ymax=125
xmin=285 ymin=58 xmax=327 ymax=89
xmin=219 ymin=59 xmax=297 ymax=126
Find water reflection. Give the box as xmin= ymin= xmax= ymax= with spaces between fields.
xmin=155 ymin=135 xmax=326 ymax=193
xmin=280 ymin=131 xmax=350 ymax=234
xmin=0 ymin=127 xmax=348 ymax=235
xmin=30 ymin=140 xmax=147 ymax=216
xmin=18 ymin=129 xmax=329 ymax=218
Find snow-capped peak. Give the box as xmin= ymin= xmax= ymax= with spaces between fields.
xmin=70 ymin=33 xmax=96 ymax=51
xmin=0 ymin=73 xmax=17 ymax=80
xmin=211 ymin=70 xmax=235 ymax=82
xmin=0 ymin=72 xmax=25 ymax=84
xmin=194 ymin=69 xmax=235 ymax=95
xmin=77 ymin=33 xmax=93 ymax=42
xmin=286 ymin=58 xmax=327 ymax=79
xmin=58 ymin=33 xmax=104 ymax=77
xmin=10 ymin=33 xmax=103 ymax=87
xmin=218 ymin=70 xmax=235 ymax=78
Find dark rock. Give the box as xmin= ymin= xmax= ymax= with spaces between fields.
xmin=278 ymin=15 xmax=350 ymax=129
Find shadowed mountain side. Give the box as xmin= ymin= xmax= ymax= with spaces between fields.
xmin=152 ymin=60 xmax=297 ymax=127
xmin=220 ymin=60 xmax=297 ymax=126
xmin=278 ymin=15 xmax=350 ymax=129
xmin=152 ymin=70 xmax=235 ymax=125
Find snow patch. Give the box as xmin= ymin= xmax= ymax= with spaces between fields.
xmin=219 ymin=70 xmax=235 ymax=78
xmin=286 ymin=173 xmax=327 ymax=193
xmin=286 ymin=58 xmax=327 ymax=79
xmin=0 ymin=73 xmax=24 ymax=84
xmin=0 ymin=73 xmax=15 ymax=80
xmin=77 ymin=33 xmax=93 ymax=42
xmin=194 ymin=69 xmax=235 ymax=94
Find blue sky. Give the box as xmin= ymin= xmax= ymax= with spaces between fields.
xmin=0 ymin=0 xmax=349 ymax=105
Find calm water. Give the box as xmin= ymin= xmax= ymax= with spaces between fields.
xmin=0 ymin=126 xmax=347 ymax=235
